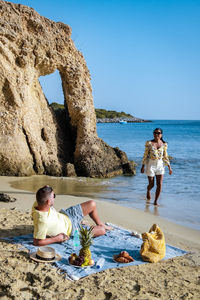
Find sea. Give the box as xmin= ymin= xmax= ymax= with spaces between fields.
xmin=95 ymin=120 xmax=200 ymax=230
xmin=10 ymin=120 xmax=200 ymax=231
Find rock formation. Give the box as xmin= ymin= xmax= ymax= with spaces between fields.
xmin=0 ymin=193 xmax=16 ymax=202
xmin=0 ymin=1 xmax=135 ymax=177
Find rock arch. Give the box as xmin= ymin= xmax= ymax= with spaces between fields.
xmin=0 ymin=1 xmax=135 ymax=177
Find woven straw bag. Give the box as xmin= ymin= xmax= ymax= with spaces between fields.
xmin=140 ymin=224 xmax=166 ymax=263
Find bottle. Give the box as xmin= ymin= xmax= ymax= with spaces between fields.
xmin=96 ymin=258 xmax=105 ymax=269
xmin=73 ymin=228 xmax=80 ymax=247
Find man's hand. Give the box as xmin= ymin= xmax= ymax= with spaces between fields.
xmin=33 ymin=233 xmax=69 ymax=246
xmin=55 ymin=233 xmax=69 ymax=243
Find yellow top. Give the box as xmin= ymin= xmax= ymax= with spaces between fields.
xmin=32 ymin=201 xmax=72 ymax=239
xmin=142 ymin=141 xmax=170 ymax=166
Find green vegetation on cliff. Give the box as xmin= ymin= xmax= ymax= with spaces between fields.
xmin=50 ymin=102 xmax=135 ymax=119
xmin=50 ymin=102 xmax=65 ymax=110
xmin=95 ymin=109 xmax=134 ymax=119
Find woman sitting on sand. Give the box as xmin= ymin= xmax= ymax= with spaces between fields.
xmin=141 ymin=128 xmax=172 ymax=205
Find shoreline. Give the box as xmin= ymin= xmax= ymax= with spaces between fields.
xmin=3 ymin=174 xmax=200 ymax=232
xmin=0 ymin=176 xmax=199 ymax=252
xmin=0 ymin=176 xmax=200 ymax=299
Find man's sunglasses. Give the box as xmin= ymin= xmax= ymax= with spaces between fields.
xmin=154 ymin=132 xmax=161 ymax=135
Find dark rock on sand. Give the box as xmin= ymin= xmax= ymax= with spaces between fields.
xmin=0 ymin=193 xmax=17 ymax=203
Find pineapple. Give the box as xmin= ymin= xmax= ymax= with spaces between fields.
xmin=79 ymin=226 xmax=93 ymax=260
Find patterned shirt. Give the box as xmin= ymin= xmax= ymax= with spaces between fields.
xmin=142 ymin=141 xmax=170 ymax=166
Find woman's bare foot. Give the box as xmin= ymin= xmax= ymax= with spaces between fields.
xmin=146 ymin=198 xmax=151 ymax=205
xmin=154 ymin=201 xmax=158 ymax=206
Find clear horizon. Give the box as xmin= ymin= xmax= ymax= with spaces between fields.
xmin=10 ymin=0 xmax=200 ymax=120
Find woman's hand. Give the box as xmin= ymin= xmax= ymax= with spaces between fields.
xmin=141 ymin=165 xmax=145 ymax=173
xmin=168 ymin=166 xmax=172 ymax=175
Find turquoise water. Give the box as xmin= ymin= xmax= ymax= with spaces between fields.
xmin=95 ymin=120 xmax=200 ymax=230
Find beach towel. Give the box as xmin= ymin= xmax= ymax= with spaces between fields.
xmin=3 ymin=223 xmax=187 ymax=280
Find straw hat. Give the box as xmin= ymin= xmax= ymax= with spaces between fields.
xmin=30 ymin=246 xmax=61 ymax=263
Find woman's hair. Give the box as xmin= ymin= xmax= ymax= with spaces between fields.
xmin=36 ymin=185 xmax=53 ymax=205
xmin=153 ymin=128 xmax=167 ymax=143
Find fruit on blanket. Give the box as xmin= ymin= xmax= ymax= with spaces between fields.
xmin=69 ymin=227 xmax=94 ymax=267
xmin=73 ymin=255 xmax=85 ymax=266
xmin=79 ymin=226 xmax=93 ymax=260
xmin=71 ymin=253 xmax=77 ymax=257
xmin=89 ymin=259 xmax=94 ymax=265
xmin=81 ymin=257 xmax=89 ymax=267
xmin=69 ymin=253 xmax=94 ymax=267
xmin=69 ymin=253 xmax=78 ymax=264
xmin=69 ymin=255 xmax=76 ymax=264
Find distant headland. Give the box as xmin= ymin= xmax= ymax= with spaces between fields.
xmin=50 ymin=103 xmax=151 ymax=123
xmin=95 ymin=108 xmax=151 ymax=123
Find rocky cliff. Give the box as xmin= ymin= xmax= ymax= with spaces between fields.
xmin=0 ymin=1 xmax=135 ymax=178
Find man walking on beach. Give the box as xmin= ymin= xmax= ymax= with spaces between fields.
xmin=32 ymin=185 xmax=111 ymax=246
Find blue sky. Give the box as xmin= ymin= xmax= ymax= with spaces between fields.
xmin=9 ymin=0 xmax=200 ymax=120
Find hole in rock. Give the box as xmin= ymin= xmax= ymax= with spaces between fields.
xmin=39 ymin=70 xmax=64 ymax=105
xmin=39 ymin=69 xmax=71 ymax=129
xmin=39 ymin=70 xmax=75 ymax=167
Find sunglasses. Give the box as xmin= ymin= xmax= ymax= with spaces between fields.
xmin=154 ymin=132 xmax=162 ymax=135
xmin=53 ymin=193 xmax=56 ymax=198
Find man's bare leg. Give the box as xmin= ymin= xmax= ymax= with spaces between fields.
xmin=81 ymin=200 xmax=112 ymax=236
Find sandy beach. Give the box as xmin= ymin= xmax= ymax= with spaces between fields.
xmin=0 ymin=176 xmax=200 ymax=299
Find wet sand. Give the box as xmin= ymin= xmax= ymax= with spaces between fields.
xmin=0 ymin=176 xmax=200 ymax=299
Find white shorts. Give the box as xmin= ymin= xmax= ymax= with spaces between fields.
xmin=145 ymin=159 xmax=165 ymax=177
